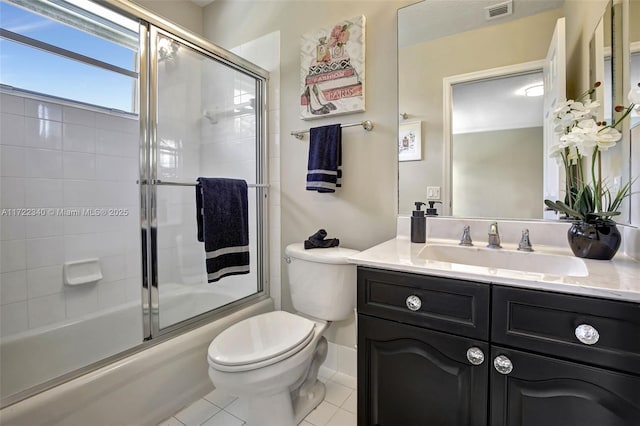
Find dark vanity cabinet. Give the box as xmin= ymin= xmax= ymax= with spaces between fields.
xmin=357 ymin=268 xmax=490 ymax=426
xmin=357 ymin=267 xmax=640 ymax=426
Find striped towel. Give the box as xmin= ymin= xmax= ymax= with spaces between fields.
xmin=196 ymin=178 xmax=249 ymax=283
xmin=306 ymin=124 xmax=342 ymax=192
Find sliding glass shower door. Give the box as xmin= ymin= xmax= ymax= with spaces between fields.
xmin=145 ymin=27 xmax=268 ymax=335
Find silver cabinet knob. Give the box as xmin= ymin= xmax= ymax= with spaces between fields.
xmin=466 ymin=347 xmax=485 ymax=365
xmin=575 ymin=324 xmax=600 ymax=345
xmin=406 ymin=295 xmax=422 ymax=311
xmin=493 ymin=355 xmax=513 ymax=375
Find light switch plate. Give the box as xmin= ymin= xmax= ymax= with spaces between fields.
xmin=427 ymin=186 xmax=441 ymax=200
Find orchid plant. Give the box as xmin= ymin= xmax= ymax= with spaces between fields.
xmin=545 ymin=82 xmax=640 ymax=224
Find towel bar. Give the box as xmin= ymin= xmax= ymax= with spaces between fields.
xmin=138 ymin=179 xmax=269 ymax=188
xmin=290 ymin=120 xmax=374 ymax=139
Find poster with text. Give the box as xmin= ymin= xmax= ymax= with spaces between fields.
xmin=300 ymin=16 xmax=365 ymax=120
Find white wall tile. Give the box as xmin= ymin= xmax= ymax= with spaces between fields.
xmin=95 ymin=113 xmax=138 ymax=134
xmin=0 ymin=177 xmax=25 ymax=207
xmin=24 ymin=118 xmax=62 ymax=150
xmin=28 ymin=293 xmax=66 ymax=328
xmin=24 ymin=178 xmax=63 ymax=207
xmin=1 ymin=214 xmax=25 ymax=240
xmin=25 ymin=148 xmax=63 ymax=178
xmin=1 ymin=145 xmax=26 ymax=177
xmin=27 ymin=265 xmax=63 ymax=299
xmin=0 ymin=113 xmax=25 ymax=146
xmin=24 ymin=214 xmax=64 ymax=239
xmin=25 ymin=99 xmax=62 ymax=122
xmin=0 ymin=93 xmax=25 ymax=115
xmin=1 ymin=239 xmax=26 ymax=272
xmin=64 ymin=180 xmax=97 ymax=206
xmin=95 ymin=129 xmax=125 ymax=157
xmin=100 ymin=255 xmax=126 ymax=283
xmin=65 ymin=284 xmax=98 ymax=318
xmin=63 ymin=106 xmax=95 ymax=126
xmin=97 ymin=279 xmax=129 ymax=309
xmin=26 ymin=236 xmax=65 ymax=269
xmin=0 ymin=301 xmax=28 ymax=337
xmin=0 ymin=270 xmax=27 ymax=305
xmin=63 ymin=123 xmax=95 ymax=153
xmin=63 ymin=151 xmax=96 ymax=180
xmin=96 ymin=155 xmax=126 ymax=181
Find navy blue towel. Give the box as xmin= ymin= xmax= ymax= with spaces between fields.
xmin=306 ymin=124 xmax=342 ymax=192
xmin=196 ymin=178 xmax=249 ymax=283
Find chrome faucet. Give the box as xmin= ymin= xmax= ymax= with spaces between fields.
xmin=518 ymin=229 xmax=534 ymax=252
xmin=487 ymin=222 xmax=501 ymax=248
xmin=459 ymin=225 xmax=473 ymax=246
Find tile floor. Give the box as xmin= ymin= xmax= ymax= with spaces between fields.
xmin=157 ymin=368 xmax=356 ymax=426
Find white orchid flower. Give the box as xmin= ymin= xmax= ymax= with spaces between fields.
xmin=629 ymin=84 xmax=640 ymax=104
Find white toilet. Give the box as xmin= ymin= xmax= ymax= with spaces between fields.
xmin=207 ymin=243 xmax=359 ymax=426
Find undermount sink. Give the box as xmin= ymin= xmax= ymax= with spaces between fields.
xmin=417 ymin=244 xmax=589 ymax=277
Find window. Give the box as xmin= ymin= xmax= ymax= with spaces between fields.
xmin=0 ymin=0 xmax=139 ymax=113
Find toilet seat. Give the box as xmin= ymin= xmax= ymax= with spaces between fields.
xmin=208 ymin=311 xmax=317 ymax=372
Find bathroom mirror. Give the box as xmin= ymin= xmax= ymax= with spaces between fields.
xmin=397 ymin=0 xmax=633 ymax=223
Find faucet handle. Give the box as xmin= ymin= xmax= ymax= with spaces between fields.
xmin=459 ymin=225 xmax=473 ymax=246
xmin=487 ymin=222 xmax=501 ymax=248
xmin=518 ymin=229 xmax=534 ymax=252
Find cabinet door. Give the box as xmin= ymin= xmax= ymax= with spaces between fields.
xmin=490 ymin=346 xmax=640 ymax=426
xmin=358 ymin=314 xmax=488 ymax=426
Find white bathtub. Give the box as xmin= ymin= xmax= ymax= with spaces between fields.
xmin=0 ymin=287 xmax=270 ymax=426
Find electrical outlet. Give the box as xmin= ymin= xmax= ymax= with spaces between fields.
xmin=427 ymin=186 xmax=441 ymax=200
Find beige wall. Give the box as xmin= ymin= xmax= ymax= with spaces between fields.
xmin=398 ymin=8 xmax=564 ymax=215
xmin=564 ymin=0 xmax=609 ymax=97
xmin=132 ymin=0 xmax=204 ymax=35
xmin=452 ymin=127 xmax=543 ymax=219
xmin=203 ymin=1 xmax=411 ymax=346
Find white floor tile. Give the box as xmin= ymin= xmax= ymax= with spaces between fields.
xmin=174 ymin=399 xmax=221 ymax=426
xmin=224 ymin=397 xmax=249 ymax=421
xmin=201 ymin=410 xmax=244 ymax=426
xmin=341 ymin=392 xmax=357 ymax=414
xmin=331 ymin=372 xmax=357 ymax=390
xmin=204 ymin=388 xmax=238 ymax=409
xmin=157 ymin=417 xmax=185 ymax=426
xmin=323 ymin=381 xmax=353 ymax=407
xmin=304 ymin=401 xmax=340 ymax=426
xmin=300 ymin=422 xmax=315 ymax=426
xmin=326 ymin=408 xmax=357 ymax=426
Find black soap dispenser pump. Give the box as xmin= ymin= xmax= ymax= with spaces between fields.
xmin=411 ymin=202 xmax=426 ymax=243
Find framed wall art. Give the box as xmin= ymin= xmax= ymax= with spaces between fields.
xmin=398 ymin=121 xmax=422 ymax=162
xmin=300 ymin=15 xmax=365 ymax=120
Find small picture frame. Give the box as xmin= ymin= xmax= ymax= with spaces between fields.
xmin=398 ymin=121 xmax=422 ymax=162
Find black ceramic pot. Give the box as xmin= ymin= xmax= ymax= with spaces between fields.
xmin=567 ymin=221 xmax=622 ymax=260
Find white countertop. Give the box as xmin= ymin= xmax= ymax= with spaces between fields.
xmin=348 ymin=236 xmax=640 ymax=303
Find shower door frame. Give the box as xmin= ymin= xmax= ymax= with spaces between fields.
xmin=142 ymin=22 xmax=270 ymax=338
xmin=0 ymin=0 xmax=270 ymax=408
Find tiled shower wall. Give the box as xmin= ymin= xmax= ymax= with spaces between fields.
xmin=0 ymin=93 xmax=142 ymax=337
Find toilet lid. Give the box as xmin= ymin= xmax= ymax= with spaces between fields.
xmin=208 ymin=311 xmax=316 ymax=368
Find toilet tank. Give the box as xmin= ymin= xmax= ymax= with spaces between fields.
xmin=285 ymin=243 xmax=360 ymax=321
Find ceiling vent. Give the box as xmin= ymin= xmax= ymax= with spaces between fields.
xmin=485 ymin=0 xmax=513 ymax=20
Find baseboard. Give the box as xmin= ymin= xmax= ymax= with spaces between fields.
xmin=321 ymin=342 xmax=357 ymax=378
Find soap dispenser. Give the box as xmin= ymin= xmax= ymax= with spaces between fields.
xmin=411 ymin=202 xmax=426 ymax=243
xmin=426 ymin=201 xmax=442 ymax=216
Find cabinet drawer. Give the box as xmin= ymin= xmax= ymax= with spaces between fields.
xmin=357 ymin=267 xmax=490 ymax=340
xmin=492 ymin=285 xmax=640 ymax=375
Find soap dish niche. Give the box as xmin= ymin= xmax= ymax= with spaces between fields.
xmin=63 ymin=258 xmax=103 ymax=286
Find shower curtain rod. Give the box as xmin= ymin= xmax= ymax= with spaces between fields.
xmin=149 ymin=179 xmax=269 ymax=188
xmin=290 ymin=120 xmax=374 ymax=139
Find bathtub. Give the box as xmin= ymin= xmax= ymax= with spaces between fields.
xmin=0 ymin=290 xmax=272 ymax=426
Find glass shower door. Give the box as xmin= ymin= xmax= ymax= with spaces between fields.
xmin=147 ymin=28 xmax=266 ymax=335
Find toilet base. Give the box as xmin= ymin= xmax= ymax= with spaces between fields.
xmin=293 ymin=380 xmax=326 ymax=424
xmin=244 ymin=380 xmax=325 ymax=426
